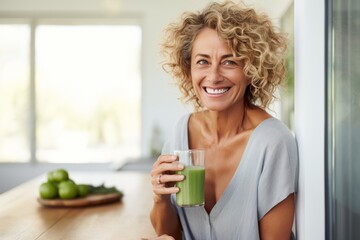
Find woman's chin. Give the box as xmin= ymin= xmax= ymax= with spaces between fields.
xmin=202 ymin=103 xmax=230 ymax=112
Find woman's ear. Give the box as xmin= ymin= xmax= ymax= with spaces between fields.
xmin=246 ymin=77 xmax=251 ymax=86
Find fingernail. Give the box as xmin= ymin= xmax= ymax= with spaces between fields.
xmin=177 ymin=163 xmax=184 ymax=169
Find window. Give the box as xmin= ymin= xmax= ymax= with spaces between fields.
xmin=0 ymin=19 xmax=142 ymax=163
xmin=0 ymin=23 xmax=30 ymax=162
xmin=326 ymin=0 xmax=360 ymax=238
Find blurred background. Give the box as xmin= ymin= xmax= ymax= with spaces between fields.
xmin=0 ymin=0 xmax=294 ymax=193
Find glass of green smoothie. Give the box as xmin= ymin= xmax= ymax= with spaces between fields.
xmin=174 ymin=149 xmax=205 ymax=207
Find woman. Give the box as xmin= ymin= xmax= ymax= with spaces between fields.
xmin=150 ymin=1 xmax=298 ymax=239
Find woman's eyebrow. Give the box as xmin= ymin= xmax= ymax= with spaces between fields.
xmin=194 ymin=53 xmax=210 ymax=58
xmin=194 ymin=53 xmax=234 ymax=59
xmin=221 ymin=54 xmax=235 ymax=59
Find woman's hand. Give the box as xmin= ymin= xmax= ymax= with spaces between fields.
xmin=150 ymin=155 xmax=184 ymax=239
xmin=141 ymin=234 xmax=175 ymax=240
xmin=150 ymin=154 xmax=184 ymax=202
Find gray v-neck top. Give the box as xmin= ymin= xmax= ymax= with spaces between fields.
xmin=162 ymin=113 xmax=298 ymax=240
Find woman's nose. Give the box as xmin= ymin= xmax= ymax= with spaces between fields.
xmin=206 ymin=64 xmax=223 ymax=83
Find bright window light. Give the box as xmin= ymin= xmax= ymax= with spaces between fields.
xmin=0 ymin=24 xmax=30 ymax=162
xmin=0 ymin=22 xmax=142 ymax=163
xmin=35 ymin=25 xmax=142 ymax=163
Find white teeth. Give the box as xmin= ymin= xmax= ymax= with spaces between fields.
xmin=205 ymin=87 xmax=229 ymax=94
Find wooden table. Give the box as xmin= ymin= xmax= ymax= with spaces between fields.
xmin=0 ymin=171 xmax=156 ymax=240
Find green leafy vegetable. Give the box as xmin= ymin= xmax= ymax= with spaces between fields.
xmin=88 ymin=184 xmax=122 ymax=195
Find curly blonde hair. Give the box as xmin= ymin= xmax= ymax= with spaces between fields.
xmin=160 ymin=1 xmax=288 ymax=110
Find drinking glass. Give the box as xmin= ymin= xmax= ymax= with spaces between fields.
xmin=174 ymin=149 xmax=205 ymax=207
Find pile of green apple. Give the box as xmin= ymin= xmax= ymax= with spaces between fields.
xmin=39 ymin=169 xmax=121 ymax=200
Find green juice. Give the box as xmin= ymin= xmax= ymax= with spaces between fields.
xmin=176 ymin=166 xmax=205 ymax=207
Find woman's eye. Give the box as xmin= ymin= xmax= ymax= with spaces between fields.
xmin=223 ymin=60 xmax=237 ymax=65
xmin=197 ymin=59 xmax=208 ymax=65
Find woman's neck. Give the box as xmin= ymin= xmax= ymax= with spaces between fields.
xmin=201 ymin=101 xmax=249 ymax=142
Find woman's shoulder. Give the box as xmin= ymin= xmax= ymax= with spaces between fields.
xmin=247 ymin=106 xmax=293 ymax=138
xmin=250 ymin=117 xmax=297 ymax=163
xmin=175 ymin=112 xmax=191 ymax=129
xmin=257 ymin=117 xmax=293 ymax=138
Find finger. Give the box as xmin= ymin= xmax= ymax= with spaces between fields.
xmin=153 ymin=155 xmax=178 ymax=168
xmin=151 ymin=161 xmax=184 ymax=178
xmin=157 ymin=235 xmax=176 ymax=240
xmin=153 ymin=186 xmax=180 ymax=195
xmin=140 ymin=235 xmax=175 ymax=240
xmin=150 ymin=172 xmax=184 ymax=186
xmin=158 ymin=173 xmax=184 ymax=185
xmin=151 ymin=174 xmax=163 ymax=186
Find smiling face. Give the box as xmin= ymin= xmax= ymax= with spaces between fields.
xmin=190 ymin=27 xmax=250 ymax=112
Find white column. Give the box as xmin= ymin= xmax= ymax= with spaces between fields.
xmin=294 ymin=0 xmax=325 ymax=239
